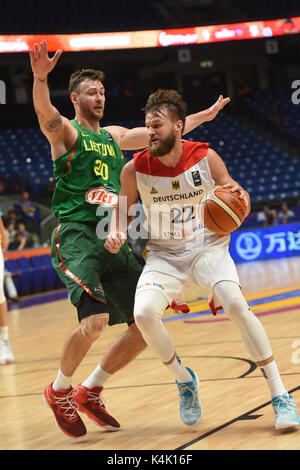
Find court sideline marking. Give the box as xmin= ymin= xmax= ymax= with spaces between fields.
xmin=175 ymin=386 xmax=300 ymax=450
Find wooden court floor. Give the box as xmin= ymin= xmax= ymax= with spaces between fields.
xmin=1 ymin=256 xmax=300 ymax=451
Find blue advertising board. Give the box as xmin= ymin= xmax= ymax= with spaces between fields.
xmin=229 ymin=223 xmax=300 ymax=264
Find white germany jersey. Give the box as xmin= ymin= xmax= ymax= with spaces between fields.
xmin=133 ymin=140 xmax=229 ymax=253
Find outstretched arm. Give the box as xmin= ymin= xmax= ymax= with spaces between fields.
xmin=184 ymin=95 xmax=230 ymax=134
xmin=104 ymin=95 xmax=230 ymax=151
xmin=29 ymin=40 xmax=77 ymax=157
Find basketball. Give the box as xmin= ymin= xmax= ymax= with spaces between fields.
xmin=202 ymin=187 xmax=246 ymax=235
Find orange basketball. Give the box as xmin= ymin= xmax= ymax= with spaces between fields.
xmin=202 ymin=187 xmax=246 ymax=235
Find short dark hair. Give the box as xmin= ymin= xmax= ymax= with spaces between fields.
xmin=144 ymin=89 xmax=187 ymax=133
xmin=69 ymin=69 xmax=105 ymax=93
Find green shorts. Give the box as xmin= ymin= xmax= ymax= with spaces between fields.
xmin=51 ymin=222 xmax=142 ymax=326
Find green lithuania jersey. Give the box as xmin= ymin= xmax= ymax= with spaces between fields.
xmin=52 ymin=120 xmax=125 ymax=223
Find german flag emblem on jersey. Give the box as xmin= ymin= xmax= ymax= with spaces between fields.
xmin=172 ymin=180 xmax=180 ymax=190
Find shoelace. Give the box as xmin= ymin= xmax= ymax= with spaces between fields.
xmin=273 ymin=395 xmax=295 ymax=416
xmin=86 ymin=390 xmax=106 ymax=410
xmin=178 ymin=384 xmax=197 ymax=408
xmin=54 ymin=390 xmax=80 ymax=421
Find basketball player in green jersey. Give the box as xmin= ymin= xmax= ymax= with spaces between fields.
xmin=29 ymin=40 xmax=230 ymax=438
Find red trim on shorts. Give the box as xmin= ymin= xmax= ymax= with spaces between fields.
xmin=209 ymin=299 xmax=223 ymax=316
xmin=55 ymin=224 xmax=63 ymax=261
xmin=55 ymin=224 xmax=106 ymax=303
xmin=133 ymin=141 xmax=209 ymax=177
xmin=170 ymin=300 xmax=190 ymax=314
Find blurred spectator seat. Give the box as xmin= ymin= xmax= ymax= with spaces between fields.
xmin=4 ymin=248 xmax=64 ymax=297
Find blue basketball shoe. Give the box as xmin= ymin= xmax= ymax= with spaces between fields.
xmin=272 ymin=393 xmax=300 ymax=430
xmin=176 ymin=367 xmax=203 ymax=427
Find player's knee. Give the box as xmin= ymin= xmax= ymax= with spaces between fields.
xmin=134 ymin=290 xmax=168 ymax=334
xmin=222 ymin=293 xmax=255 ymax=329
xmin=215 ymin=281 xmax=249 ymax=319
xmin=80 ymin=313 xmax=109 ymax=340
xmin=134 ymin=303 xmax=157 ymax=333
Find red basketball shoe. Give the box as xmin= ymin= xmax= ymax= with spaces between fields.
xmin=43 ymin=383 xmax=87 ymax=438
xmin=72 ymin=384 xmax=120 ymax=431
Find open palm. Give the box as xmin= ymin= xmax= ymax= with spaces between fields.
xmin=29 ymin=40 xmax=62 ymax=79
xmin=206 ymin=95 xmax=231 ymax=121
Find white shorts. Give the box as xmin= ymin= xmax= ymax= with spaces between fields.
xmin=136 ymin=241 xmax=240 ymax=312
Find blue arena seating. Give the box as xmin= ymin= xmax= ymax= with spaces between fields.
xmin=242 ymin=88 xmax=300 ymax=141
xmin=187 ymin=114 xmax=300 ymax=204
xmin=4 ymin=254 xmax=64 ymax=297
xmin=38 ymin=254 xmax=63 ymax=290
xmin=1 ymin=113 xmax=300 ymax=204
xmin=12 ymin=257 xmax=33 ymax=295
xmin=30 ymin=256 xmax=48 ymax=292
xmin=4 ymin=259 xmax=21 ymax=294
xmin=122 ymin=114 xmax=300 ymax=205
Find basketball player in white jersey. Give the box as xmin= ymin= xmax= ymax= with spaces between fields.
xmin=0 ymin=215 xmax=14 ymax=364
xmin=105 ymin=89 xmax=300 ymax=430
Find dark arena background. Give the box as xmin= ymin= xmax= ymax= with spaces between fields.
xmin=0 ymin=0 xmax=300 ymax=454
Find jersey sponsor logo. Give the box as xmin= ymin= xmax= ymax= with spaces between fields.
xmin=85 ymin=187 xmax=119 ymax=206
xmin=150 ymin=186 xmax=158 ymax=194
xmin=136 ymin=282 xmax=164 ymax=290
xmin=191 ymin=170 xmax=202 ymax=186
xmin=172 ymin=180 xmax=180 ymax=190
xmin=93 ymin=284 xmax=105 ymax=296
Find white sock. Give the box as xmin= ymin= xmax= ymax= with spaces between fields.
xmin=82 ymin=364 xmax=112 ymax=389
xmin=0 ymin=326 xmax=8 ymax=341
xmin=260 ymin=361 xmax=287 ymax=397
xmin=52 ymin=368 xmax=72 ymax=391
xmin=165 ymin=354 xmax=193 ymax=383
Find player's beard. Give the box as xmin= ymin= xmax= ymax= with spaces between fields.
xmin=149 ymin=130 xmax=176 ymax=157
xmin=80 ymin=100 xmax=104 ymax=121
xmin=89 ymin=107 xmax=104 ymax=121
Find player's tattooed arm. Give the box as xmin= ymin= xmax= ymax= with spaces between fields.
xmin=44 ymin=111 xmax=63 ymax=133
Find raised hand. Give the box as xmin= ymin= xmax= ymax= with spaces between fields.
xmin=205 ymin=95 xmax=231 ymax=122
xmin=29 ymin=40 xmax=62 ymax=80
